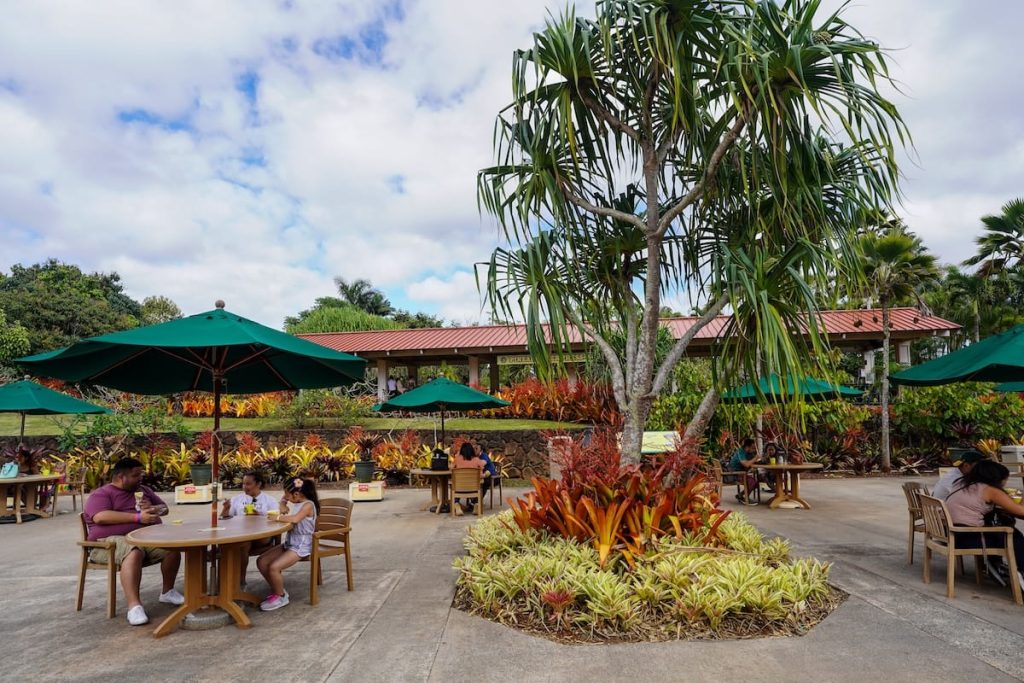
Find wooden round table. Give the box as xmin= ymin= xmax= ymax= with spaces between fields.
xmin=758 ymin=463 xmax=824 ymax=509
xmin=410 ymin=468 xmax=451 ymax=514
xmin=127 ymin=515 xmax=290 ymax=637
xmin=0 ymin=473 xmax=63 ymax=523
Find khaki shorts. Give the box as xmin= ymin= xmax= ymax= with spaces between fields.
xmin=89 ymin=535 xmax=168 ymax=568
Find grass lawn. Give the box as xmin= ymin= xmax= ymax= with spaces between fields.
xmin=0 ymin=413 xmax=585 ymax=437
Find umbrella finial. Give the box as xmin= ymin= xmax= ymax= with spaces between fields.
xmin=215 ymin=300 xmax=226 ymax=309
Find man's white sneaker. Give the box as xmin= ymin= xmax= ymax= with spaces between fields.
xmin=127 ymin=605 xmax=149 ymax=626
xmin=159 ymin=588 xmax=185 ymax=605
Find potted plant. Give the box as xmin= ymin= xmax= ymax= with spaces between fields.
xmin=947 ymin=421 xmax=978 ymax=465
xmin=353 ymin=434 xmax=380 ymax=483
xmin=189 ymin=449 xmax=212 ymax=486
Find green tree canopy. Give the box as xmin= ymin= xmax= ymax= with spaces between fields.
xmin=0 ymin=260 xmax=144 ymax=353
xmin=139 ymin=295 xmax=184 ymax=325
xmin=284 ymin=298 xmax=403 ymax=334
xmin=0 ymin=307 xmax=30 ymax=366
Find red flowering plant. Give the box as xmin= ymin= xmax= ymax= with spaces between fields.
xmin=509 ymin=429 xmax=727 ymax=569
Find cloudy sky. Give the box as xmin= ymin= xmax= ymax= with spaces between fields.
xmin=1 ymin=1 xmax=1021 ymax=328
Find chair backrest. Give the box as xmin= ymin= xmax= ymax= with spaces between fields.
xmin=901 ymin=482 xmax=927 ymax=515
xmin=316 ymin=498 xmax=353 ymax=532
xmin=78 ymin=512 xmax=89 ymax=541
xmin=451 ymin=467 xmax=482 ymax=496
xmin=70 ymin=467 xmax=88 ymax=486
xmin=919 ymin=495 xmax=952 ymax=545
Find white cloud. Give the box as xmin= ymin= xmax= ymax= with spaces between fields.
xmin=0 ymin=0 xmax=1021 ymax=337
xmin=404 ymin=270 xmax=484 ymax=325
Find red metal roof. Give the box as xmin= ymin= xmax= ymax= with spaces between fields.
xmin=300 ymin=307 xmax=959 ymax=356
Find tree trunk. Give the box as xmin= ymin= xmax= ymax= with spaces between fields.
xmin=620 ymin=401 xmax=647 ymax=464
xmin=973 ymin=305 xmax=980 ymax=344
xmin=880 ymin=301 xmax=892 ymax=473
xmin=754 ymin=355 xmax=763 ymax=456
xmin=683 ymin=387 xmax=721 ymax=445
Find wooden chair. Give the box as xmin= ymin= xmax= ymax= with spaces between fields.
xmin=709 ymin=461 xmax=725 ymax=499
xmin=719 ymin=460 xmax=759 ymax=505
xmin=919 ymin=495 xmax=1022 ymax=605
xmin=301 ymin=498 xmax=353 ymax=606
xmin=901 ymin=482 xmax=930 ymax=564
xmin=451 ymin=468 xmax=483 ymax=517
xmin=75 ymin=513 xmax=118 ymax=618
xmin=488 ymin=462 xmax=504 ymax=510
xmin=62 ymin=467 xmax=88 ymax=512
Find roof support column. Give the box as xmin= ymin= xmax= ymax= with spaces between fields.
xmin=566 ymin=363 xmax=578 ymax=388
xmin=377 ymin=359 xmax=390 ymax=402
xmin=489 ymin=357 xmax=500 ymax=394
xmin=862 ymin=349 xmax=875 ymax=382
xmin=468 ymin=355 xmax=480 ymax=387
xmin=897 ymin=341 xmax=912 ymax=366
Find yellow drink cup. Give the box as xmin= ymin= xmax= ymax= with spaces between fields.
xmin=267 ymin=510 xmax=280 ymax=522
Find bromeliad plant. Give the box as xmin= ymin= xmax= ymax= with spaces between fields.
xmin=509 ymin=430 xmax=725 ymax=569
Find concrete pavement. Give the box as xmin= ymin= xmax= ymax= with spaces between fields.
xmin=2 ymin=476 xmax=1022 ymax=682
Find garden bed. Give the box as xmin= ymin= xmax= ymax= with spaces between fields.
xmin=453 ymin=511 xmax=844 ymax=644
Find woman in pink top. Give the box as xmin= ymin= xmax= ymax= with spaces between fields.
xmin=945 ymin=461 xmax=1024 ymax=588
xmin=453 ymin=442 xmax=485 ymax=512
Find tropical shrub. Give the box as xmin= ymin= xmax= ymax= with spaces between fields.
xmin=173 ymin=391 xmax=287 ymax=418
xmin=892 ymin=384 xmax=1024 ymax=454
xmin=454 ymin=510 xmax=837 ymax=642
xmin=485 ymin=378 xmax=621 ymax=425
xmin=49 ymin=428 xmax=424 ymax=491
xmin=275 ymin=390 xmax=374 ymax=428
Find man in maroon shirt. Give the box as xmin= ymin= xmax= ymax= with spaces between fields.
xmin=84 ymin=457 xmax=183 ymax=626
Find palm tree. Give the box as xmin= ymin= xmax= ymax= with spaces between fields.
xmin=477 ymin=0 xmax=907 ymax=462
xmin=964 ymin=198 xmax=1024 ymax=276
xmin=334 ymin=278 xmax=393 ymax=317
xmin=860 ymin=229 xmax=939 ymax=472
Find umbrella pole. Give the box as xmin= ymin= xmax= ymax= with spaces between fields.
xmin=441 ymin=408 xmax=446 ymax=448
xmin=211 ymin=373 xmax=222 ymax=529
xmin=19 ymin=412 xmax=25 ymax=443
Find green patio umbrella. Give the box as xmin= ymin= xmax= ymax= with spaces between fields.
xmin=890 ymin=324 xmax=1024 ymax=386
xmin=721 ymin=373 xmax=863 ymax=403
xmin=373 ymin=377 xmax=510 ymax=445
xmin=0 ymin=379 xmax=111 ymax=441
xmin=17 ymin=302 xmax=366 ymax=526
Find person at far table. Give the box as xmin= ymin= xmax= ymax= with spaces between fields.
xmin=83 ymin=457 xmax=183 ymax=626
xmin=945 ymin=460 xmax=1024 ymax=589
xmin=220 ymin=471 xmax=278 ymax=589
xmin=478 ymin=445 xmax=498 ymax=498
xmin=932 ymin=449 xmax=986 ymax=500
xmin=728 ymin=438 xmax=762 ymax=504
xmin=452 ymin=442 xmax=487 ymax=514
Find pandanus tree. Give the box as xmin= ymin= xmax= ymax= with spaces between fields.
xmin=859 ymin=228 xmax=938 ymax=472
xmin=478 ymin=0 xmax=908 ymax=463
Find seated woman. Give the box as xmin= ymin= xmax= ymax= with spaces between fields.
xmin=220 ymin=471 xmax=278 ymax=587
xmin=452 ymin=442 xmax=486 ymax=514
xmin=946 ymin=460 xmax=1024 ymax=588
